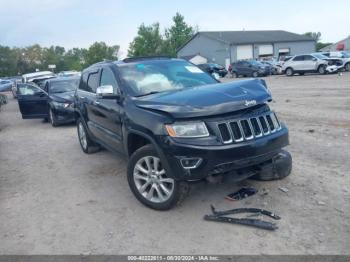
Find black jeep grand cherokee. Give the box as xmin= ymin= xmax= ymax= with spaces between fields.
xmin=74 ymin=57 xmax=292 ymax=210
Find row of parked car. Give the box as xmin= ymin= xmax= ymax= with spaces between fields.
xmin=195 ymin=51 xmax=350 ymax=79
xmin=9 ymin=57 xmax=293 ymax=210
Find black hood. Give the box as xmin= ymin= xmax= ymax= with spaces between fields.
xmin=133 ymin=78 xmax=272 ymax=118
xmin=49 ymin=91 xmax=75 ymax=103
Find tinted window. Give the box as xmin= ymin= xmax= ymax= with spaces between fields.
xmin=87 ymin=72 xmax=99 ymax=93
xmin=304 ymin=55 xmax=315 ymax=61
xmin=79 ymin=72 xmax=89 ymax=92
xmin=293 ymin=55 xmax=304 ymax=61
xmin=17 ymin=83 xmax=42 ymax=95
xmin=100 ymin=68 xmax=119 ymax=93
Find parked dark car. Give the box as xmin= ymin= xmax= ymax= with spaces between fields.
xmin=16 ymin=76 xmax=79 ymax=126
xmin=197 ymin=63 xmax=228 ymax=77
xmin=73 ymin=57 xmax=292 ymax=210
xmin=229 ymin=60 xmax=270 ymax=78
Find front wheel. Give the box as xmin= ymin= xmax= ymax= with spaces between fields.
xmin=252 ymin=71 xmax=259 ymax=78
xmin=285 ymin=68 xmax=294 ymax=76
xmin=318 ymin=65 xmax=326 ymax=74
xmin=127 ymin=144 xmax=189 ymax=210
xmin=345 ymin=63 xmax=350 ymax=71
xmin=49 ymin=108 xmax=58 ymax=127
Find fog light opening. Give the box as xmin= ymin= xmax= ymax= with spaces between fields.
xmin=180 ymin=158 xmax=202 ymax=169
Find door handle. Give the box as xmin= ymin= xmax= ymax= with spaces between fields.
xmin=93 ymin=101 xmax=100 ymax=105
xmin=79 ymin=96 xmax=85 ymax=99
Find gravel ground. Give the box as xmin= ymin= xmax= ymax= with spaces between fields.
xmin=0 ymin=73 xmax=349 ymax=255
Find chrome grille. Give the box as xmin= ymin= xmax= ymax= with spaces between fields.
xmin=217 ymin=112 xmax=282 ymax=144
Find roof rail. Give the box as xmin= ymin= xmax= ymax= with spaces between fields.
xmin=123 ymin=56 xmax=172 ymax=63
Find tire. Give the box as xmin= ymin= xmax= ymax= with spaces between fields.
xmin=127 ymin=144 xmax=189 ymax=210
xmin=77 ymin=118 xmax=100 ymax=154
xmin=285 ymin=68 xmax=294 ymax=76
xmin=251 ymin=150 xmax=292 ymax=181
xmin=49 ymin=108 xmax=58 ymax=127
xmin=345 ymin=63 xmax=350 ymax=72
xmin=252 ymin=71 xmax=259 ymax=78
xmin=318 ymin=65 xmax=326 ymax=74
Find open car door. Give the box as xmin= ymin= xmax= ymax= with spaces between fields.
xmin=17 ymin=83 xmax=49 ymax=119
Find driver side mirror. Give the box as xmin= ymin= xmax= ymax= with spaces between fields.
xmin=96 ymin=85 xmax=120 ymax=99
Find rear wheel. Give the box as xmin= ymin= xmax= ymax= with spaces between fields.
xmin=127 ymin=144 xmax=189 ymax=210
xmin=77 ymin=118 xmax=100 ymax=154
xmin=285 ymin=68 xmax=294 ymax=76
xmin=318 ymin=65 xmax=326 ymax=74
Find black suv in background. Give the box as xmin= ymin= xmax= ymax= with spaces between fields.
xmin=74 ymin=57 xmax=292 ymax=210
xmin=229 ymin=60 xmax=270 ymax=78
xmin=197 ymin=63 xmax=228 ymax=77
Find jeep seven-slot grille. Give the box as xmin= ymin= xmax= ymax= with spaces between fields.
xmin=217 ymin=112 xmax=281 ymax=144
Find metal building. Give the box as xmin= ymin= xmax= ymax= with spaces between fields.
xmin=177 ymin=30 xmax=315 ymax=68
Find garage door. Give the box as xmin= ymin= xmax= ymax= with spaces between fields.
xmin=237 ymin=45 xmax=253 ymax=60
xmin=258 ymin=44 xmax=273 ymax=56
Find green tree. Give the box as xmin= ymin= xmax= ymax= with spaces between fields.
xmin=163 ymin=13 xmax=195 ymax=57
xmin=304 ymin=32 xmax=321 ymax=42
xmin=128 ymin=23 xmax=164 ymax=57
xmin=303 ymin=32 xmax=332 ymax=51
xmin=85 ymin=42 xmax=119 ymax=66
xmin=65 ymin=48 xmax=87 ymax=71
xmin=0 ymin=46 xmax=17 ymax=76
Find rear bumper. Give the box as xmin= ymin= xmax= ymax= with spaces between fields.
xmin=160 ymin=127 xmax=290 ymax=181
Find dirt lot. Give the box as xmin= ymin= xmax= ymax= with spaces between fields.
xmin=0 ymin=73 xmax=349 ymax=255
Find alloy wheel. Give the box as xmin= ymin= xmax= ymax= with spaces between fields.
xmin=78 ymin=122 xmax=87 ymax=150
xmin=49 ymin=109 xmax=54 ymax=125
xmin=133 ymin=156 xmax=174 ymax=203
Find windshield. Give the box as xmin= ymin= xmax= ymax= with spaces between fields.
xmin=118 ymin=60 xmax=217 ymax=96
xmin=49 ymin=79 xmax=79 ymax=94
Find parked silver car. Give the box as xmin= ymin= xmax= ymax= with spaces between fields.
xmin=282 ymin=54 xmax=336 ymax=76
xmin=0 ymin=79 xmax=13 ymax=92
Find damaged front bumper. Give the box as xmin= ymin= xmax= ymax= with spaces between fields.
xmin=160 ymin=126 xmax=290 ymax=181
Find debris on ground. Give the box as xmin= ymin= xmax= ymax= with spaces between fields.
xmin=285 ymin=99 xmax=291 ymax=103
xmin=225 ymin=187 xmax=258 ymax=201
xmin=259 ymin=188 xmax=269 ymax=196
xmin=278 ymin=187 xmax=289 ymax=193
xmin=317 ymin=201 xmax=326 ymax=206
xmin=204 ymin=205 xmax=280 ymax=231
xmin=308 ymin=129 xmax=315 ymax=133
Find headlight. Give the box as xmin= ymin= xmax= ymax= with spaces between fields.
xmin=52 ymin=101 xmax=70 ymax=108
xmin=165 ymin=122 xmax=209 ymax=138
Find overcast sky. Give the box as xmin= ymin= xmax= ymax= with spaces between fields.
xmin=0 ymin=0 xmax=349 ymax=57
